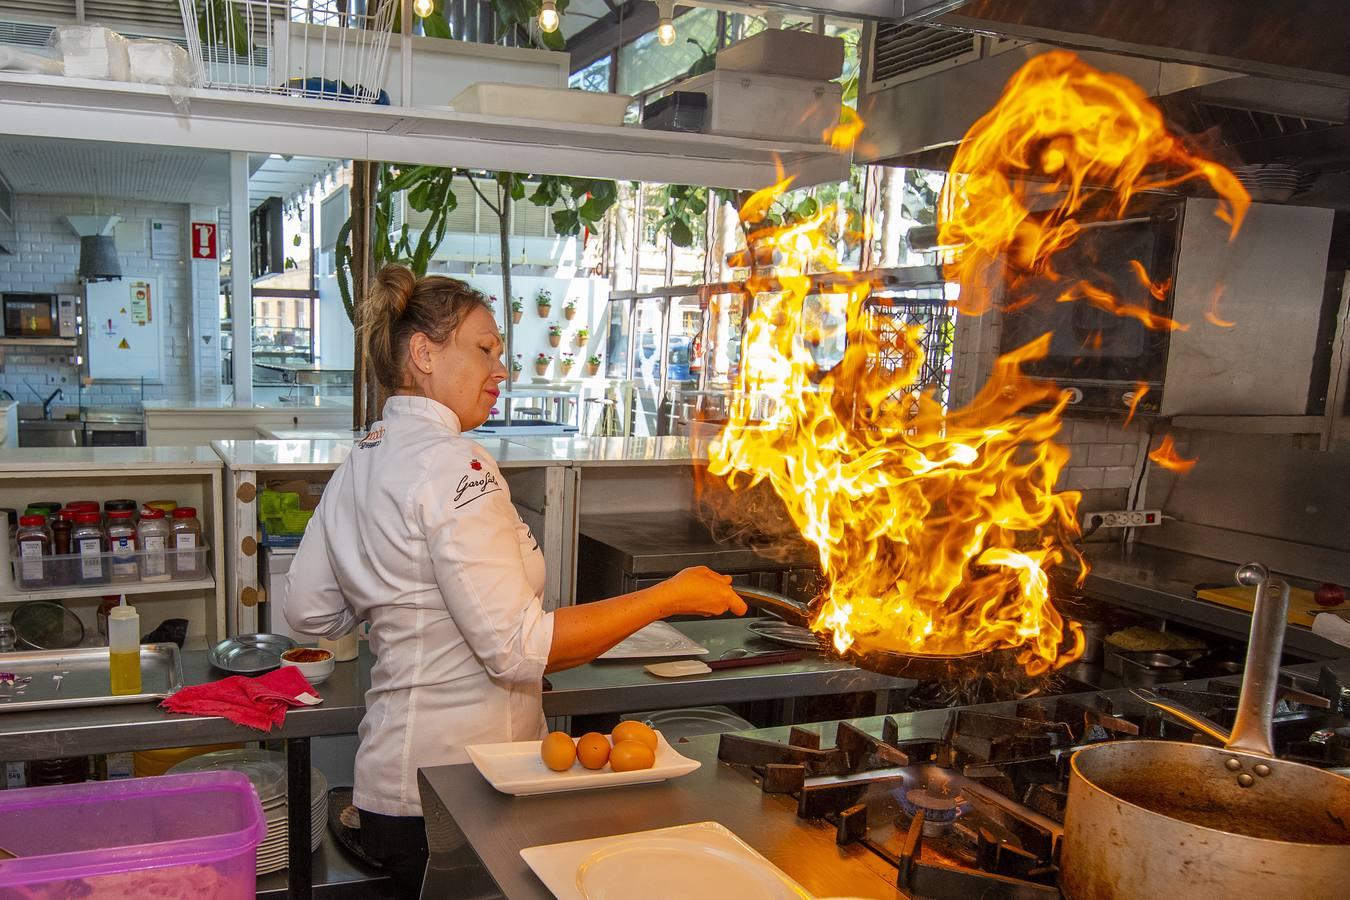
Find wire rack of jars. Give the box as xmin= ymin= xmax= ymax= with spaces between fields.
xmin=12 ymin=499 xmax=208 ymax=595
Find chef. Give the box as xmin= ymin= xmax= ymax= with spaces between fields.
xmin=285 ymin=265 xmax=746 ymax=897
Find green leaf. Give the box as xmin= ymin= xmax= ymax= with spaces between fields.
xmin=421 ymin=13 xmax=452 ymax=39
xmin=551 ymin=208 xmax=580 ymax=235
xmin=669 ymin=219 xmax=694 ymax=248
xmin=497 ymin=172 xmax=526 ymax=201
xmin=407 ymin=181 xmax=431 ymax=211
xmin=795 ymin=197 xmax=819 ymax=219
xmin=292 ymin=233 xmax=301 ymax=247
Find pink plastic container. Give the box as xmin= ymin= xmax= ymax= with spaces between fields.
xmin=0 ymin=771 xmax=265 ymax=899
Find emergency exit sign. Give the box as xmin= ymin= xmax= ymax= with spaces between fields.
xmin=191 ymin=222 xmax=218 ymax=260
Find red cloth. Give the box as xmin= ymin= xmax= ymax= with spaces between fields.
xmin=161 ymin=665 xmax=322 ymax=732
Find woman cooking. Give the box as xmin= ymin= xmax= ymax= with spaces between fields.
xmin=285 ymin=265 xmax=746 ymax=896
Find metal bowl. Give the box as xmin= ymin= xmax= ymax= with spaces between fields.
xmin=208 ymin=633 xmax=296 ymax=674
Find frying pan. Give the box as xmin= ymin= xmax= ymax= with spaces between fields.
xmin=735 ymin=586 xmax=1022 ymax=681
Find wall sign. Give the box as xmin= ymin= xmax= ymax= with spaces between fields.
xmin=191 ymin=222 xmax=218 ymax=260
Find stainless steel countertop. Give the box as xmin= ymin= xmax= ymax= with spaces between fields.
xmin=0 ymin=647 xmax=369 ymax=762
xmin=417 ymin=660 xmax=1350 ymax=900
xmin=542 ymin=619 xmax=915 ymax=717
xmin=1081 ymin=543 xmax=1348 ymax=660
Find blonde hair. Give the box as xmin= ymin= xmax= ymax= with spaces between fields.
xmin=362 ymin=265 xmax=491 ymax=392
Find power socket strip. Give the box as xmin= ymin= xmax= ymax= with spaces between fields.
xmin=1084 ymin=509 xmax=1162 ymax=530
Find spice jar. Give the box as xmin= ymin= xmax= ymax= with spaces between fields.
xmin=1 ymin=508 xmax=18 ymax=554
xmin=28 ymin=502 xmax=61 ymax=521
xmin=51 ymin=510 xmax=75 ymax=587
xmin=171 ymin=507 xmax=204 ymax=580
xmin=137 ymin=508 xmax=171 ymax=583
xmin=104 ymin=499 xmax=138 ymax=524
xmin=106 ymin=510 xmax=138 ymax=583
xmin=144 ymin=500 xmax=177 ymax=516
xmin=72 ymin=512 xmax=109 ymax=586
xmin=16 ymin=515 xmax=52 ymax=590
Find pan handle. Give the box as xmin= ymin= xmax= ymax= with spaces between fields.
xmin=734 ymin=585 xmax=813 ymax=628
xmin=1226 ymin=564 xmax=1291 ymax=758
xmin=1131 ymin=689 xmax=1231 ymax=744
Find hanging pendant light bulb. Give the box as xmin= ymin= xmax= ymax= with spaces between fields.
xmin=655 ymin=0 xmax=676 ymax=46
xmin=413 ymin=0 xmax=433 ymax=17
xmin=538 ymin=0 xmax=560 ymax=33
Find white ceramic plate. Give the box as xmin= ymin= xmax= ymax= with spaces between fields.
xmin=521 ymin=821 xmax=812 ymax=900
xmin=599 ymin=621 xmax=708 ymax=659
xmin=466 ymin=732 xmax=699 ymax=796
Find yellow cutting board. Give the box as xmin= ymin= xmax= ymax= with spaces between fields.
xmin=1195 ymin=584 xmax=1349 ymax=627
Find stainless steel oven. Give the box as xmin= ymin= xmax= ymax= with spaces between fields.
xmin=2 ymin=292 xmax=78 ymax=339
xmin=996 ymin=195 xmax=1183 ymax=417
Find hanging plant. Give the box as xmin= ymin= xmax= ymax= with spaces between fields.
xmin=563 ymin=299 xmax=577 ymax=320
xmin=560 ymin=352 xmax=575 ymax=371
xmin=585 ymin=354 xmax=601 ymax=376
xmin=575 ymin=328 xmax=589 ymax=347
xmin=547 ymin=324 xmax=563 ymax=347
xmin=534 ymin=352 xmax=549 ymax=375
xmin=511 ymin=297 xmax=524 ymax=323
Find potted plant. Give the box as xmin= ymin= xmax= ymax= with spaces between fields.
xmin=535 ymin=289 xmax=553 ymax=318
xmin=511 ymin=354 xmax=523 ymax=382
xmin=585 ymin=354 xmax=602 ymax=376
xmin=563 ymin=299 xmax=578 ymax=321
xmin=534 ymin=352 xmax=549 ymax=376
xmin=559 ymin=352 xmax=575 ymax=374
xmin=486 ymin=294 xmax=498 ymax=311
xmin=548 ymin=324 xmax=563 ymax=348
xmin=575 ymin=327 xmax=589 ymax=347
xmin=511 ymin=298 xmax=523 ymax=324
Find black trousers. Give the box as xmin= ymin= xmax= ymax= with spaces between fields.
xmin=359 ymin=808 xmax=429 ymax=899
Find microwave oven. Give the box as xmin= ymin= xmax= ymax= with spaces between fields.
xmin=2 ymin=293 xmax=78 ymax=339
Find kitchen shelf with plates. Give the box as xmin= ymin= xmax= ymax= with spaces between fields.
xmin=0 ymin=446 xmax=226 ymax=644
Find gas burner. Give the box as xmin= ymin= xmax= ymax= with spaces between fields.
xmin=900 ymin=786 xmax=963 ymax=837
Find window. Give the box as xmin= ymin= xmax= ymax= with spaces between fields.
xmin=569 ymin=55 xmax=612 ymax=93
xmin=616 ymin=7 xmax=720 ymax=97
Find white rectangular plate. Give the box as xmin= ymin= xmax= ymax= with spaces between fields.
xmin=521 ymin=821 xmax=813 ymax=900
xmin=598 ymin=621 xmax=709 ymax=659
xmin=465 ymin=732 xmax=700 ymax=796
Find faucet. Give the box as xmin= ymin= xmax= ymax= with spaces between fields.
xmin=41 ymin=387 xmax=63 ymax=420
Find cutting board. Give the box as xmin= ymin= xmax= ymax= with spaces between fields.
xmin=1195 ymin=584 xmax=1349 ymax=627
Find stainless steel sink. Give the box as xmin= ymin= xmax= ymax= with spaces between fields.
xmin=17 ymin=419 xmax=82 ymax=448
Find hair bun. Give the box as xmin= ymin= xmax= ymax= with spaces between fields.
xmin=373 ymin=264 xmax=416 ymax=318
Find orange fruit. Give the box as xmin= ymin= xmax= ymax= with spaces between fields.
xmin=611 ymin=720 xmax=659 ymax=752
xmin=540 ymin=731 xmax=576 ymax=772
xmin=576 ymin=732 xmax=611 ymax=770
xmin=609 ymin=739 xmax=656 ymax=772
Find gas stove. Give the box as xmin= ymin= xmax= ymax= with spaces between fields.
xmin=716 ymin=664 xmax=1349 ymax=899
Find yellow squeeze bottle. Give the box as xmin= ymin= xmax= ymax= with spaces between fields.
xmin=108 ymin=596 xmax=142 ymax=696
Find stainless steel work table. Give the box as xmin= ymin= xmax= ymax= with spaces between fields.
xmin=1081 ymin=543 xmax=1348 ymax=660
xmin=542 ymin=619 xmax=916 ymax=718
xmin=0 ymin=648 xmax=370 ymax=900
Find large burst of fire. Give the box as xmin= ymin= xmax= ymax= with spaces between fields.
xmin=707 ymin=50 xmax=1249 ymax=676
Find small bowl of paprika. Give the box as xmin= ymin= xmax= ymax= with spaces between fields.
xmin=280 ymin=646 xmax=336 ymax=685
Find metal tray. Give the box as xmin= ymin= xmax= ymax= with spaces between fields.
xmin=0 ymin=643 xmax=183 ymax=713
xmin=209 ymin=633 xmax=296 ymax=674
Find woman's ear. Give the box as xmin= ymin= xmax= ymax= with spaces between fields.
xmin=407 ymin=332 xmax=434 ymax=375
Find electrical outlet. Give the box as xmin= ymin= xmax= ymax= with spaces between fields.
xmin=45 ymin=373 xmax=71 ymax=386
xmin=1084 ymin=509 xmax=1162 ymax=530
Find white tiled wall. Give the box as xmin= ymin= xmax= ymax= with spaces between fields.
xmin=0 ymin=195 xmax=222 ymax=407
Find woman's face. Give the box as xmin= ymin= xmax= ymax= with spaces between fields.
xmin=409 ymin=305 xmax=505 ymax=430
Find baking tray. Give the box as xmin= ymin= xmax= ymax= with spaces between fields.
xmin=0 ymin=643 xmax=183 ymax=713
xmin=209 ymin=633 xmax=296 ymax=674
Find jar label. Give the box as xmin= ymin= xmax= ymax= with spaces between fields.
xmin=111 ymin=535 xmax=137 ymax=577
xmin=175 ymin=532 xmax=197 ymax=573
xmin=19 ymin=540 xmax=45 ymax=581
xmin=79 ymin=538 xmax=104 ymax=579
xmin=142 ymin=535 xmax=167 ymax=577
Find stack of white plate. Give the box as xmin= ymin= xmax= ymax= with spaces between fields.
xmin=168 ymin=748 xmax=327 ymax=876
xmin=1233 ymin=163 xmax=1301 ymax=202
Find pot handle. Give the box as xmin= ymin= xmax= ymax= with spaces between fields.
xmin=1226 ymin=564 xmax=1291 ymax=758
xmin=1132 ymin=689 xmax=1231 ymax=744
xmin=734 ymin=585 xmax=813 ymax=628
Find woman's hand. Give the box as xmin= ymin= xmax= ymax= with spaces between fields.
xmin=652 ymin=566 xmax=748 ymax=618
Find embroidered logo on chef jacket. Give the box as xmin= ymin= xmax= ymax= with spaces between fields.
xmin=358 ymin=427 xmax=385 ymax=449
xmin=453 ymin=461 xmax=502 ymax=508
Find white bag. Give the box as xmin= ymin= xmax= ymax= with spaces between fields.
xmin=49 ymin=25 xmax=130 ymax=81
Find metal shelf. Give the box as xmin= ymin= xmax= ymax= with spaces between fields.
xmin=0 ymin=575 xmax=217 ymax=604
xmin=0 ymin=72 xmax=851 ymax=191
xmin=0 ymin=337 xmax=78 ymax=348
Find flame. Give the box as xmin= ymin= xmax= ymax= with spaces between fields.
xmin=1148 ymin=434 xmax=1197 ymax=473
xmin=1123 ymin=382 xmax=1150 ymax=429
xmin=707 ymin=51 xmax=1243 ymax=678
xmin=824 ymin=107 xmax=866 ymax=151
xmin=1205 ymin=285 xmax=1236 ymax=327
xmin=940 ymin=50 xmax=1249 ymax=324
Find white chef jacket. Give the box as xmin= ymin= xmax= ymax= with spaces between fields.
xmin=284 ymin=395 xmax=553 ymax=817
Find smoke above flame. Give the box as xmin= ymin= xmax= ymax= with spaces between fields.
xmin=706 ymin=51 xmax=1246 ymax=676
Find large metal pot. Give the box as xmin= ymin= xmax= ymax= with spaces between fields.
xmin=1060 ymin=566 xmax=1350 ymax=900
